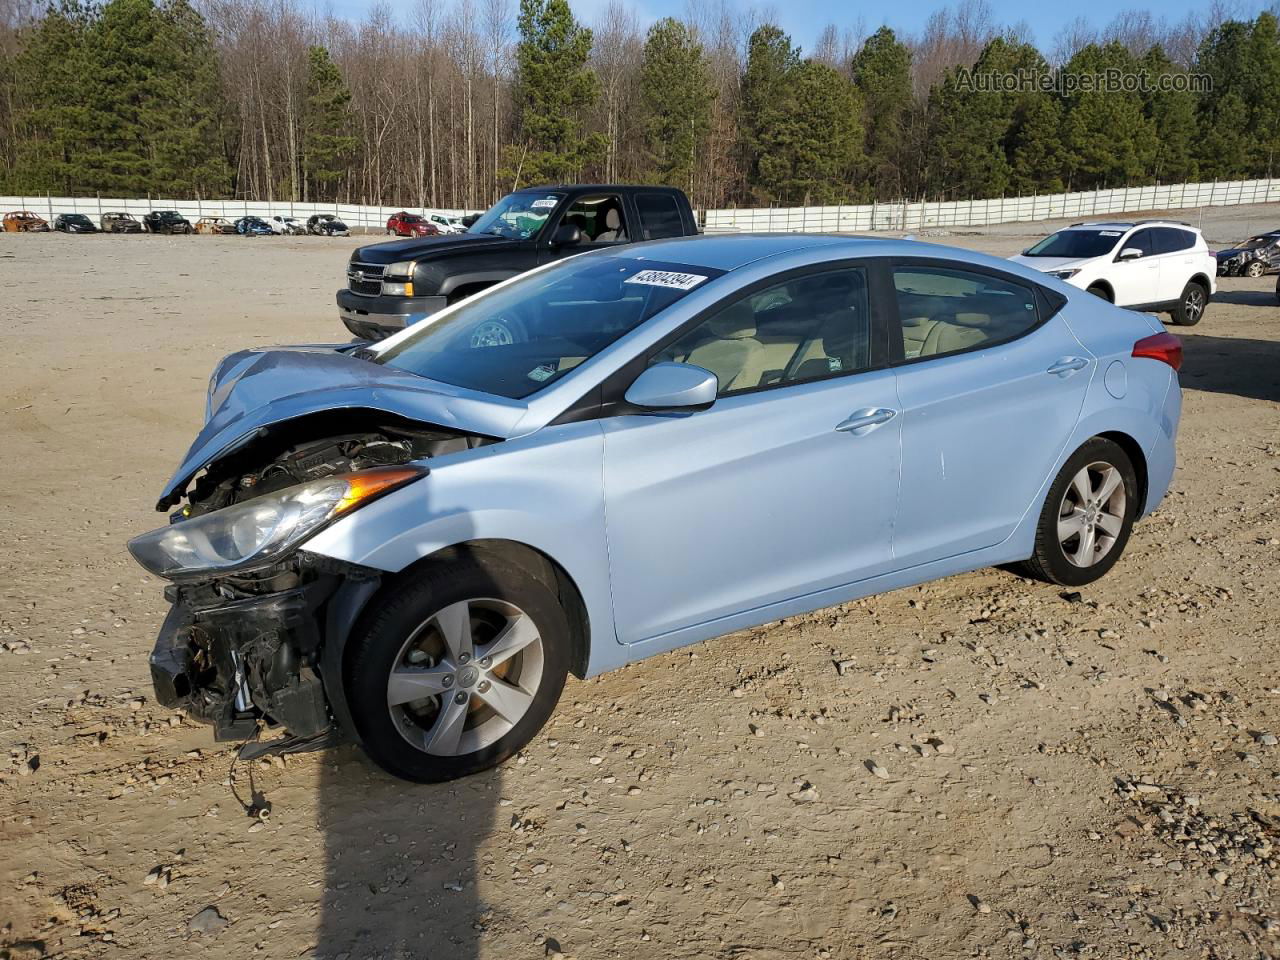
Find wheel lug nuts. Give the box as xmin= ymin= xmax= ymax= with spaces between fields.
xmin=458 ymin=653 xmax=471 ymax=665
xmin=480 ymin=657 xmax=491 ymax=668
xmin=442 ymin=675 xmax=454 ymax=687
xmin=454 ymin=692 xmax=467 ymax=705
xmin=478 ymin=680 xmax=490 ymax=693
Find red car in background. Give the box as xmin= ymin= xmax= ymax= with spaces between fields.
xmin=386 ymin=211 xmax=440 ymax=238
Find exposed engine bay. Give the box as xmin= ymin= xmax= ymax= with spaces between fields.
xmin=151 ymin=416 xmax=493 ymax=755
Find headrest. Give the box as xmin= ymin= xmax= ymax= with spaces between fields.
xmin=706 ymin=301 xmax=756 ymax=340
xmin=605 ymin=208 xmax=620 ymax=229
xmin=954 ymin=311 xmax=993 ymax=328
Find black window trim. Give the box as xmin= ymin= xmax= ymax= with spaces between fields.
xmin=552 ymin=257 xmax=894 ymax=423
xmin=882 ymin=256 xmax=1058 ymax=369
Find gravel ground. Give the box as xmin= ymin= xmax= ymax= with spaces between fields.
xmin=1 ymin=226 xmax=1278 ymax=960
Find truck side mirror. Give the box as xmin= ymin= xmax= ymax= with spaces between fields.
xmin=551 ymin=224 xmax=582 ymax=248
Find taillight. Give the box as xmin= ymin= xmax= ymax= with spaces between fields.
xmin=1132 ymin=332 xmax=1183 ymax=371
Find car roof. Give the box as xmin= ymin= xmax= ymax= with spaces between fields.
xmin=1069 ymin=220 xmax=1195 ymax=230
xmin=610 ymin=233 xmax=1015 ymax=274
xmin=516 ymin=184 xmax=683 ymax=195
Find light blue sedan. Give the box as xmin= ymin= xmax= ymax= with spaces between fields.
xmin=128 ymin=235 xmax=1183 ymax=782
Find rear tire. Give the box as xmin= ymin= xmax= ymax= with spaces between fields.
xmin=345 ymin=555 xmax=570 ymax=783
xmin=1245 ymin=261 xmax=1266 ymax=279
xmin=1169 ymin=279 xmax=1206 ymax=326
xmin=1016 ymin=437 xmax=1138 ymax=587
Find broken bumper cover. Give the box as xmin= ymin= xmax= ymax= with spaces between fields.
xmin=149 ymin=555 xmax=381 ymax=745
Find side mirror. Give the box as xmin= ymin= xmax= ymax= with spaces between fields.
xmin=1118 ymin=247 xmax=1143 ymax=261
xmin=624 ymin=362 xmax=718 ymax=412
xmin=551 ymin=224 xmax=582 ymax=247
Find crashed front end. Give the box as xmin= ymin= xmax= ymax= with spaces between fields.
xmin=128 ymin=345 xmax=515 ymax=754
xmin=148 ymin=554 xmax=378 ymax=746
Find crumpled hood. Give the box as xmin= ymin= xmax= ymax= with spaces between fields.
xmin=1007 ymin=254 xmax=1090 ymax=274
xmin=156 ymin=346 xmax=527 ymax=509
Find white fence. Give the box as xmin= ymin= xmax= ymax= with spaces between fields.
xmin=0 ymin=195 xmax=476 ymax=231
xmin=703 ymin=178 xmax=1280 ymax=233
xmin=5 ymin=177 xmax=1279 ymax=235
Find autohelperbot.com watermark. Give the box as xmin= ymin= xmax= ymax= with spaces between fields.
xmin=955 ymin=67 xmax=1212 ymax=95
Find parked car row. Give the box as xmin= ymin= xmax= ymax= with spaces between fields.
xmin=4 ymin=210 xmax=352 ymax=236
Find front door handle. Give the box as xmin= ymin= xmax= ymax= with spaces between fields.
xmin=1046 ymin=356 xmax=1090 ymax=377
xmin=835 ymin=407 xmax=897 ymax=434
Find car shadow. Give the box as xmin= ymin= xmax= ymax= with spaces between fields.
xmin=1179 ymin=333 xmax=1280 ymax=403
xmin=1210 ymin=289 xmax=1280 ymax=307
xmin=316 ymin=756 xmax=497 ymax=959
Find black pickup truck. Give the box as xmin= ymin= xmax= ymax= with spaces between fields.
xmin=337 ymin=184 xmax=699 ymax=339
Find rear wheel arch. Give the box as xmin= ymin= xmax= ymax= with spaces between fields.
xmin=1096 ymin=430 xmax=1148 ymax=511
xmin=1086 ymin=280 xmax=1114 ymax=302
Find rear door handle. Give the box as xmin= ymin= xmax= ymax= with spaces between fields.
xmin=835 ymin=407 xmax=897 ymax=434
xmin=1046 ymin=356 xmax=1089 ymax=377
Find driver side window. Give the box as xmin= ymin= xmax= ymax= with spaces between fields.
xmin=652 ymin=268 xmax=871 ymax=396
xmin=560 ymin=195 xmax=629 ymax=245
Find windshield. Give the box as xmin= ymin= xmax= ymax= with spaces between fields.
xmin=467 ymin=192 xmax=563 ymax=239
xmin=66 ymin=214 xmax=91 ymax=224
xmin=377 ymin=255 xmax=724 ymax=399
xmin=1024 ymin=229 xmax=1124 ymax=259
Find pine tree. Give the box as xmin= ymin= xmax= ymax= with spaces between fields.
xmin=1140 ymin=46 xmax=1198 ymax=183
xmin=766 ymin=60 xmax=861 ymax=204
xmin=1060 ymin=42 xmax=1157 ymax=189
xmin=738 ymin=25 xmax=800 ymax=203
xmin=147 ymin=0 xmax=229 ymax=196
xmin=302 ymin=45 xmax=356 ymax=201
xmin=849 ymin=27 xmax=912 ymax=200
xmin=1008 ymin=94 xmax=1064 ymax=193
xmin=506 ymin=0 xmax=604 ymax=186
xmin=638 ymin=18 xmax=712 ymax=194
xmin=11 ymin=1 xmax=95 ymax=194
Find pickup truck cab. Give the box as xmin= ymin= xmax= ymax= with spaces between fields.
xmin=338 ymin=184 xmax=698 ymax=339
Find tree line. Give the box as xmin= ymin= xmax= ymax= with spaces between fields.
xmin=1 ymin=0 xmax=1279 ymax=209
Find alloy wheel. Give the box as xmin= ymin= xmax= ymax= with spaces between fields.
xmin=1183 ymin=287 xmax=1205 ymax=323
xmin=386 ymin=598 xmax=544 ymax=756
xmin=1057 ymin=461 xmax=1127 ymax=567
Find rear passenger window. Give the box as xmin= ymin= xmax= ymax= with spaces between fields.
xmin=1153 ymin=227 xmax=1196 ymax=254
xmin=636 ymin=194 xmax=684 ymax=240
xmin=893 ymin=266 xmax=1039 ymax=361
xmin=654 ymin=268 xmax=871 ymax=395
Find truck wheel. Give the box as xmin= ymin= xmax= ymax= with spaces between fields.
xmin=345 ymin=555 xmax=570 ymax=783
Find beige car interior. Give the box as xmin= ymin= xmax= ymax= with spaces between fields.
xmin=658 ymin=270 xmax=871 ymax=395
xmin=895 ymin=275 xmax=1037 ymax=359
xmin=563 ymin=195 xmax=628 ymax=244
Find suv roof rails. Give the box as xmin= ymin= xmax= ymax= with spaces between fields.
xmin=1069 ymin=219 xmax=1194 ymax=228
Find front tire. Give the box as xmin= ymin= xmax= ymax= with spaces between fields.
xmin=1017 ymin=437 xmax=1138 ymax=586
xmin=345 ymin=555 xmax=570 ymax=783
xmin=1170 ymin=280 xmax=1206 ymax=326
xmin=1245 ymin=261 xmax=1266 ymax=279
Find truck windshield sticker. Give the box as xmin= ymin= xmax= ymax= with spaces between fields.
xmin=531 ymin=198 xmax=558 ymax=209
xmin=624 ymin=269 xmax=708 ymax=291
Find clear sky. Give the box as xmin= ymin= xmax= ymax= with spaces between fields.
xmin=329 ymin=0 xmax=1274 ymax=53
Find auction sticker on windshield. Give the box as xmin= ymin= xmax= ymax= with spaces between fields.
xmin=624 ymin=269 xmax=708 ymax=291
xmin=531 ymin=198 xmax=558 ymax=209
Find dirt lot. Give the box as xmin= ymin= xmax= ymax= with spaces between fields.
xmin=1 ymin=225 xmax=1278 ymax=960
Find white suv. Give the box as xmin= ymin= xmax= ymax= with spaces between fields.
xmin=1009 ymin=220 xmax=1216 ymax=326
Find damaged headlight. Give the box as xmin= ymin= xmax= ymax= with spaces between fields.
xmin=128 ymin=466 xmax=425 ymax=580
